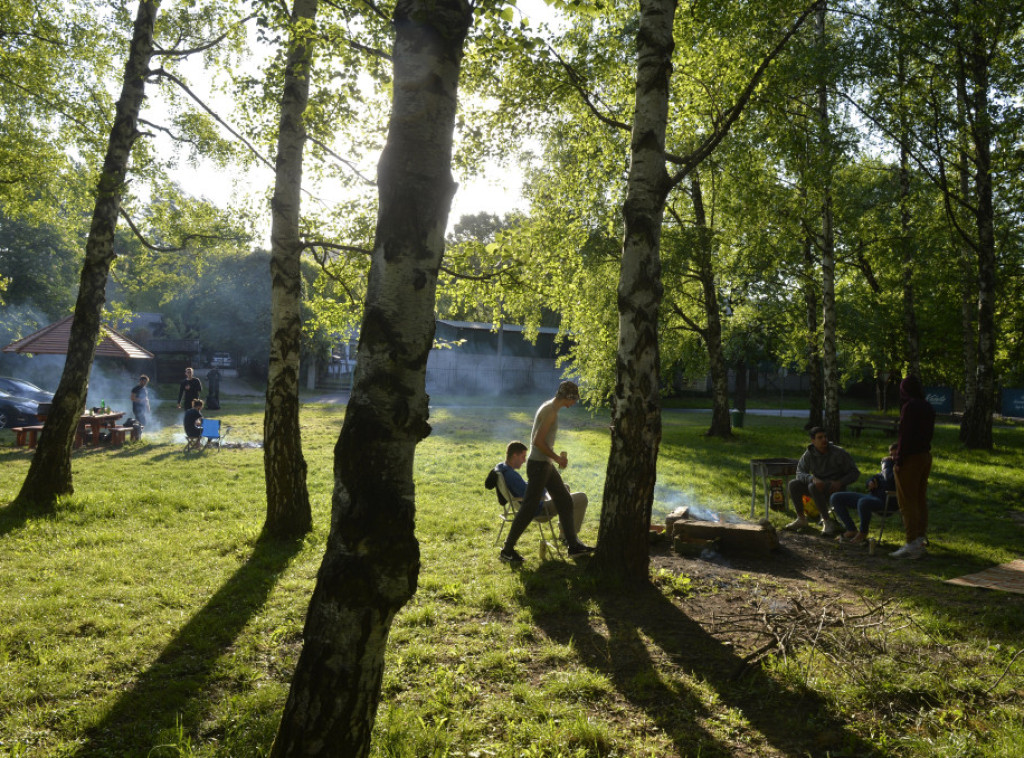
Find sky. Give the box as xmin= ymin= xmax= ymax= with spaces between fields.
xmin=162 ymin=1 xmax=565 ymax=240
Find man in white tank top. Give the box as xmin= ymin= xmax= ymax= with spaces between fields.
xmin=499 ymin=381 xmax=594 ymax=564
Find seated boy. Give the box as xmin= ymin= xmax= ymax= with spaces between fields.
xmin=829 ymin=442 xmax=898 ymax=543
xmin=495 ymin=440 xmax=588 ymax=537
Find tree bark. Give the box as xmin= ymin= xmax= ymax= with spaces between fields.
xmin=14 ymin=0 xmax=158 ymax=510
xmin=898 ymin=141 xmax=921 ymax=378
xmin=269 ymin=1 xmax=472 ymax=755
xmin=816 ymin=3 xmax=841 ymax=444
xmin=958 ymin=19 xmax=995 ymax=449
xmin=690 ymin=173 xmax=731 ymax=438
xmin=263 ymin=0 xmax=317 ymax=540
xmin=593 ymin=0 xmax=675 ymax=582
xmin=803 ymin=233 xmax=824 ymax=429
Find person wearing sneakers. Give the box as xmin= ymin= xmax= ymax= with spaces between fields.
xmin=829 ymin=442 xmax=898 ymax=543
xmin=785 ymin=427 xmax=860 ymax=534
xmin=499 ymin=381 xmax=594 ymax=564
xmin=890 ymin=375 xmax=935 ymax=560
xmin=495 ymin=440 xmax=589 ymax=539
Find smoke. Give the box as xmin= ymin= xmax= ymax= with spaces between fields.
xmin=653 ymin=483 xmax=746 ymax=523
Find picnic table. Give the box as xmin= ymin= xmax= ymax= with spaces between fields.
xmin=846 ymin=413 xmax=899 ymax=438
xmin=12 ymin=411 xmax=136 ymax=449
xmin=75 ymin=411 xmax=128 ymax=447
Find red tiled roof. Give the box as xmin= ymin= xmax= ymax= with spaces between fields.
xmin=2 ymin=315 xmax=154 ymax=359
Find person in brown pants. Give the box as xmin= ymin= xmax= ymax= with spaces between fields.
xmin=891 ymin=375 xmax=935 ymax=560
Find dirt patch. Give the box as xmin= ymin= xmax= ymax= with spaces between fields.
xmin=649 ymin=527 xmax=1023 ymax=655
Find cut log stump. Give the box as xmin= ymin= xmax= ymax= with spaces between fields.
xmin=670 ymin=520 xmax=779 ymax=556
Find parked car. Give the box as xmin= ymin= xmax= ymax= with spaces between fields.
xmin=0 ymin=389 xmax=39 ymax=429
xmin=210 ymin=352 xmax=233 ymax=368
xmin=0 ymin=377 xmax=55 ymax=404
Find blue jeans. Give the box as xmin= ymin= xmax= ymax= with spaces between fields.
xmin=829 ymin=491 xmax=888 ymax=534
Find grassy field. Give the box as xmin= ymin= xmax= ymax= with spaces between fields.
xmin=1 ymin=395 xmax=1022 ymax=757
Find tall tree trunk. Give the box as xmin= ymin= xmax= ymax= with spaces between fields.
xmin=263 ymin=0 xmax=317 ymax=540
xmin=894 ymin=45 xmax=922 ymax=377
xmin=803 ymin=234 xmax=824 ymax=429
xmin=691 ymin=173 xmax=730 ymax=437
xmin=14 ymin=0 xmax=158 ymax=511
xmin=952 ymin=44 xmax=978 ymax=423
xmin=816 ymin=3 xmax=841 ymax=443
xmin=959 ymin=20 xmax=995 ymax=449
xmin=593 ymin=0 xmax=675 ymax=582
xmin=898 ymin=145 xmax=921 ymax=378
xmin=269 ymin=1 xmax=472 ymax=755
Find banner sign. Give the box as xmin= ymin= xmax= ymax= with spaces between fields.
xmin=1001 ymin=388 xmax=1024 ymax=419
xmin=924 ymin=386 xmax=953 ymax=414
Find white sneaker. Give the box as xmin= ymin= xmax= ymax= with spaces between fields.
xmin=820 ymin=518 xmax=842 ymax=537
xmin=890 ymin=538 xmax=926 ymax=560
xmin=784 ymin=517 xmax=808 ymax=531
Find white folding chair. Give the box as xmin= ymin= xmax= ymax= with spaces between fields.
xmin=489 ymin=468 xmax=563 ymax=559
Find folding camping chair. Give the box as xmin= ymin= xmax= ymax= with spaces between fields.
xmin=199 ymin=418 xmax=229 ymax=451
xmin=875 ymin=491 xmax=902 ymax=542
xmin=485 ymin=467 xmax=563 ymax=560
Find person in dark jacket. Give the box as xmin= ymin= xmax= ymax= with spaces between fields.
xmin=183 ymin=398 xmax=204 ymax=439
xmin=176 ymin=367 xmax=202 ymax=411
xmin=890 ymin=375 xmax=935 ymax=560
xmin=785 ymin=426 xmax=860 ymax=534
xmin=829 ymin=442 xmax=898 ymax=542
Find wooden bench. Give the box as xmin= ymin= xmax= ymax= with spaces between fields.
xmin=847 ymin=413 xmax=898 ymax=438
xmin=107 ymin=425 xmax=141 ymax=446
xmin=11 ymin=425 xmax=45 ymax=448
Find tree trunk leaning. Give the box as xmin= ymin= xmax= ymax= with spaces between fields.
xmin=263 ymin=0 xmax=318 ymax=540
xmin=15 ymin=0 xmax=159 ymax=510
xmin=269 ymin=1 xmax=473 ymax=755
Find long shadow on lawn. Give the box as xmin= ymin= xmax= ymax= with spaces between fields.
xmin=75 ymin=535 xmax=303 ymax=756
xmin=523 ymin=567 xmax=886 ymax=758
xmin=0 ymin=498 xmax=36 ymax=540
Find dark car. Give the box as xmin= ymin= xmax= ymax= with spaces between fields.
xmin=0 ymin=377 xmax=55 ymax=404
xmin=0 ymin=389 xmax=39 ymax=429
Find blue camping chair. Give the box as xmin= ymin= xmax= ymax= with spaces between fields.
xmin=199 ymin=418 xmax=229 ymax=451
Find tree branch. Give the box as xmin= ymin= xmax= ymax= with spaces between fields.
xmin=546 ymin=42 xmax=631 ymax=132
xmin=153 ymin=15 xmax=257 ymax=60
xmin=119 ymin=208 xmax=245 ymax=253
xmin=306 ymin=135 xmax=377 ymax=184
xmin=148 ymin=67 xmax=275 ymax=170
xmin=667 ymin=0 xmax=823 ymax=186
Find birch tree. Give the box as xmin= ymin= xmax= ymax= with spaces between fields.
xmin=269 ymin=0 xmax=474 ymax=753
xmin=15 ymin=0 xmax=161 ymax=509
xmin=263 ymin=0 xmax=318 ymax=540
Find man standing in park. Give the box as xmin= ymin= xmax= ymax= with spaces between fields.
xmin=785 ymin=426 xmax=860 ymax=534
xmin=130 ymin=374 xmax=150 ymax=431
xmin=176 ymin=367 xmax=202 ymax=412
xmin=495 ymin=440 xmax=589 ymax=540
xmin=890 ymin=375 xmax=935 ymax=560
xmin=500 ymin=381 xmax=594 ymax=564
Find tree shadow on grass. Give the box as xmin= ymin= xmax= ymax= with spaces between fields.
xmin=0 ymin=498 xmax=38 ymax=540
xmin=75 ymin=534 xmax=304 ymax=756
xmin=522 ymin=565 xmax=887 ymax=758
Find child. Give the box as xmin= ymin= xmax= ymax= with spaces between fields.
xmin=829 ymin=443 xmax=897 ymax=543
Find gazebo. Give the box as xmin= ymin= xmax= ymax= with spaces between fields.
xmin=2 ymin=315 xmax=155 ymax=359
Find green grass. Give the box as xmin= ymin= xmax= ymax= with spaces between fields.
xmin=1 ymin=398 xmax=1023 ymax=756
